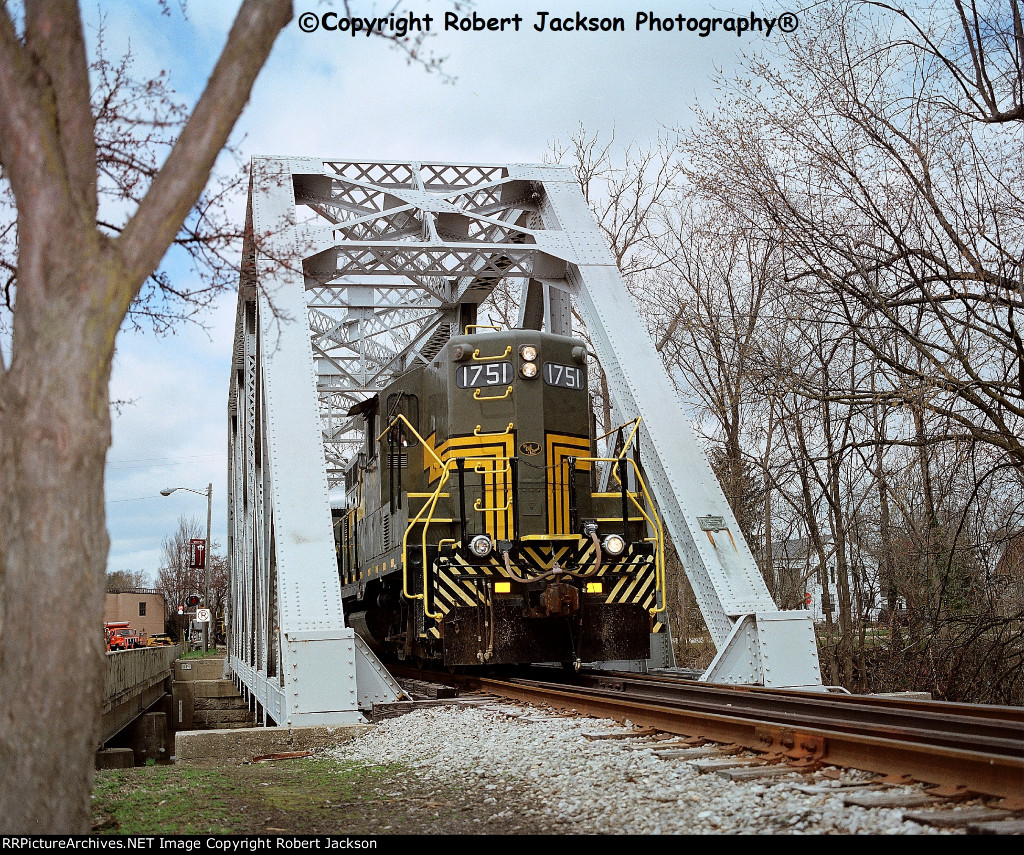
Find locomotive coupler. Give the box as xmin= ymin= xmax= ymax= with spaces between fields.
xmin=538 ymin=581 xmax=580 ymax=618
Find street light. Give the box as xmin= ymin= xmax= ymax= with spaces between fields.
xmin=161 ymin=483 xmax=213 ymax=652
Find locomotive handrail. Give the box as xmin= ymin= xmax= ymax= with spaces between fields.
xmin=593 ymin=417 xmax=642 ymax=488
xmin=471 ymin=345 xmax=512 ymax=361
xmin=372 ymin=412 xmax=455 ymax=617
xmin=473 ymin=422 xmax=514 ymax=436
xmin=464 ymin=324 xmax=502 ymax=335
xmin=473 ymin=495 xmax=513 ymax=512
xmin=616 ymin=418 xmax=643 ymax=459
xmin=401 ymin=464 xmax=452 ymax=618
xmin=473 ymin=385 xmax=513 ymax=401
xmin=403 ymin=453 xmax=518 ymax=621
xmin=474 ymin=462 xmax=510 ymax=475
xmin=418 ymin=477 xmax=450 ymax=621
xmin=579 ymin=455 xmax=667 ymax=618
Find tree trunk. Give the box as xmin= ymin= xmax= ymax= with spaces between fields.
xmin=0 ymin=0 xmax=294 ymax=830
xmin=0 ymin=256 xmax=119 ymax=831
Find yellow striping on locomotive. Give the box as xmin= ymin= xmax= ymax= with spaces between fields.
xmin=545 ymin=432 xmax=592 ymax=535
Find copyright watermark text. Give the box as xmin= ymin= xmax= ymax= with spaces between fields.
xmin=295 ymin=9 xmax=799 ymax=37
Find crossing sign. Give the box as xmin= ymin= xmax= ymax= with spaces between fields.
xmin=196 ymin=608 xmax=211 ymax=623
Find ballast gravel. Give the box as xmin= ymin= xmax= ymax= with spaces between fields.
xmin=323 ymin=701 xmax=957 ymax=835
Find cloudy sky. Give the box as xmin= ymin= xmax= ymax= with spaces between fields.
xmin=100 ymin=0 xmax=794 ymax=579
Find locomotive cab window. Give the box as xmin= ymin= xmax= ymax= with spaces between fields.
xmin=386 ymin=392 xmax=419 ymax=437
xmin=543 ymin=362 xmax=585 ymax=389
xmin=456 ymin=362 xmax=513 ymax=388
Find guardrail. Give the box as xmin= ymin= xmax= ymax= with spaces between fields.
xmin=100 ymin=644 xmax=180 ymax=745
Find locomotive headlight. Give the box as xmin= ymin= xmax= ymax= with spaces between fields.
xmin=469 ymin=534 xmax=493 ymax=557
xmin=602 ymin=534 xmax=626 ymax=556
xmin=520 ymin=361 xmax=538 ymax=379
xmin=452 ymin=344 xmax=469 ymax=361
xmin=520 ymin=344 xmax=538 ymax=362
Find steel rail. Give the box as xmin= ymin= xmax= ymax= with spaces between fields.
xmin=625 ymin=669 xmax=1024 ymax=722
xmin=446 ymin=672 xmax=1024 ymax=801
xmin=552 ymin=672 xmax=1024 ymax=754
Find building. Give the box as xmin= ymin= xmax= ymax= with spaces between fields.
xmin=767 ymin=538 xmax=882 ymax=623
xmin=104 ymin=588 xmax=166 ymax=638
xmin=991 ymin=531 xmax=1024 ymax=619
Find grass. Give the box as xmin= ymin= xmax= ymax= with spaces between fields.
xmin=178 ymin=648 xmax=226 ymax=660
xmin=90 ymin=756 xmax=484 ymax=835
xmin=92 ymin=766 xmax=241 ymax=834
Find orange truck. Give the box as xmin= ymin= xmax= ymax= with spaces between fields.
xmin=104 ymin=621 xmax=145 ymax=652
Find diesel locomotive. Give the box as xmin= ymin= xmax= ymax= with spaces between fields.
xmin=334 ymin=326 xmax=668 ymax=668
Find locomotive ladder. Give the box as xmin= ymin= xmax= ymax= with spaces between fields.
xmin=227 ymin=158 xmax=823 ymax=726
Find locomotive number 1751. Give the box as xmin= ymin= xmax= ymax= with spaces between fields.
xmin=543 ymin=362 xmax=584 ymax=389
xmin=456 ymin=362 xmax=514 ymax=388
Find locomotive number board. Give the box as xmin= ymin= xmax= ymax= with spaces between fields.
xmin=456 ymin=362 xmax=514 ymax=388
xmin=543 ymin=363 xmax=585 ymax=389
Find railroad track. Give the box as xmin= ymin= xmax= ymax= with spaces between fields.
xmin=386 ymin=663 xmax=1024 ymax=823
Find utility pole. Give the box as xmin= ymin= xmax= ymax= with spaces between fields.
xmin=204 ymin=481 xmax=212 ymax=653
xmin=161 ymin=482 xmax=215 ymax=653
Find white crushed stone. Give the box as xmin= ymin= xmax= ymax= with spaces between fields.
xmin=323 ymin=703 xmax=958 ymax=835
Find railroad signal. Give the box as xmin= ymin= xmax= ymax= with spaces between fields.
xmin=189 ymin=538 xmax=206 ymax=570
xmin=186 ymin=595 xmax=201 ymax=607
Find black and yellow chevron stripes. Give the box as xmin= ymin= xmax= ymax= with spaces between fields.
xmin=422 ymin=544 xmax=659 ymax=639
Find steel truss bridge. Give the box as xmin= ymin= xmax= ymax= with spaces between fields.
xmin=226 ymin=158 xmax=823 ymax=726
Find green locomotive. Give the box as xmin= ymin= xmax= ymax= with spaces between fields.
xmin=335 ymin=326 xmax=668 ymax=668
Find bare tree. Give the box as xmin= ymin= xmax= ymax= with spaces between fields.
xmin=104 ymin=569 xmax=151 ymax=591
xmin=0 ymin=0 xmax=457 ymax=832
xmin=641 ymin=199 xmax=780 ymax=551
xmin=682 ymin=1 xmax=1023 ymax=469
xmin=154 ymin=516 xmax=226 ymax=643
xmin=661 ymin=0 xmax=1023 ymax=698
xmin=543 ymin=126 xmax=682 ymax=440
xmin=866 ymin=0 xmax=1023 ymax=124
xmin=0 ymin=1 xmax=294 ymax=832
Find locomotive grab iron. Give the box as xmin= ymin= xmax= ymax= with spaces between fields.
xmin=334 ymin=326 xmax=668 ymax=668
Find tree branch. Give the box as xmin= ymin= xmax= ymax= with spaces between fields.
xmin=116 ymin=0 xmax=292 ymax=294
xmin=24 ymin=0 xmax=96 ymax=218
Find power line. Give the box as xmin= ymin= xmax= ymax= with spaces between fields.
xmin=106 ymin=453 xmax=226 ymax=471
